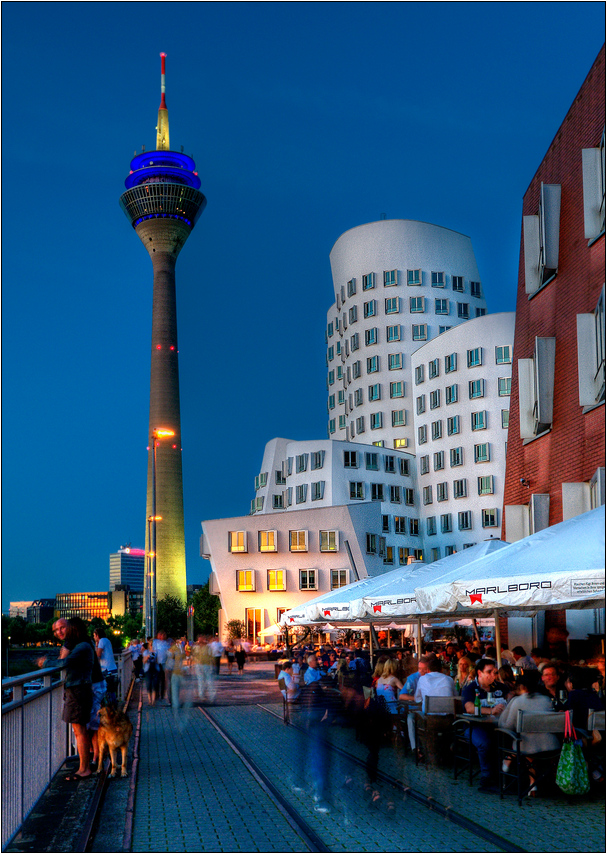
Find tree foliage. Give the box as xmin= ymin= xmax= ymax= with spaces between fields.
xmin=156 ymin=595 xmax=187 ymax=639
xmin=191 ymin=582 xmax=220 ymax=636
xmin=226 ymin=619 xmax=245 ymax=640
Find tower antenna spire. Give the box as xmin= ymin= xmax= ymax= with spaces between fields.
xmin=156 ymin=52 xmax=169 ymax=151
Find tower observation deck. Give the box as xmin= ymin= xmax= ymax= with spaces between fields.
xmin=120 ymin=54 xmax=206 ymax=618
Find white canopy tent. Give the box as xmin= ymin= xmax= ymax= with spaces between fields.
xmin=415 ymin=506 xmax=606 ymax=617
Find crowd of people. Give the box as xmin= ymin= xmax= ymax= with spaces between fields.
xmin=277 ymin=635 xmax=605 ymax=808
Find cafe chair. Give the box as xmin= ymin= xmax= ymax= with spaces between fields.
xmin=277 ymin=675 xmax=290 ymax=724
xmin=588 ymin=709 xmax=606 ymax=731
xmin=413 ymin=695 xmax=462 ymax=767
xmin=497 ymin=710 xmax=566 ymax=805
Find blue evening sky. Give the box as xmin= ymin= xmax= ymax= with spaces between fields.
xmin=2 ymin=2 xmax=604 ymax=610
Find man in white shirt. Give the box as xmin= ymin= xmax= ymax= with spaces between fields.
xmin=414 ymin=655 xmax=456 ymax=710
xmin=210 ymin=637 xmax=224 ymax=675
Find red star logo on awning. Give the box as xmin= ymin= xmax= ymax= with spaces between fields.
xmin=289 ymin=616 xmax=295 ymax=622
xmin=373 ymin=604 xmax=382 ymax=613
xmin=324 ymin=610 xmax=331 ymax=616
xmin=470 ymin=593 xmax=483 ymax=605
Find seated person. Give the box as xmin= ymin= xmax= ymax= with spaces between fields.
xmin=537 ymin=663 xmax=567 ymax=707
xmin=565 ymin=667 xmax=605 ymax=731
xmin=371 ymin=656 xmax=389 ymax=688
xmin=499 ymin=671 xmax=560 ymax=795
xmin=512 ymin=646 xmax=538 ymax=671
xmin=461 ymin=659 xmax=509 ymax=790
xmin=278 ymin=661 xmax=301 ymax=703
xmin=376 ymin=658 xmax=404 ymax=714
xmin=455 ymin=657 xmax=475 ymax=694
xmin=414 ymin=656 xmax=456 ymax=710
xmin=398 ymin=656 xmax=430 ymax=750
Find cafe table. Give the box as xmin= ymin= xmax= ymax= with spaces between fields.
xmin=453 ymin=712 xmax=500 ymax=785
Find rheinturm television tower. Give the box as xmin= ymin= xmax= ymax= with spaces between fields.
xmin=120 ymin=54 xmax=206 ymax=626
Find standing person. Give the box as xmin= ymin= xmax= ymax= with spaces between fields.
xmin=211 ymin=635 xmax=224 ymax=676
xmin=192 ymin=635 xmax=216 ymax=703
xmin=93 ymin=626 xmax=118 ymax=703
xmin=61 ymin=619 xmax=95 ymax=780
xmin=152 ymin=631 xmax=170 ymax=702
xmin=234 ymin=642 xmax=247 ymax=675
xmin=166 ymin=638 xmax=186 ymax=716
xmin=142 ymin=643 xmax=158 ymax=706
xmin=225 ymin=641 xmax=236 ymax=675
xmin=130 ymin=638 xmax=143 ymax=680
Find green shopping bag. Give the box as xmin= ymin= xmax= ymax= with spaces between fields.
xmin=556 ymin=710 xmax=590 ymax=795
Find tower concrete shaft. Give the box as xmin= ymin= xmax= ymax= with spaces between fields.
xmin=120 ymin=55 xmax=206 ymax=620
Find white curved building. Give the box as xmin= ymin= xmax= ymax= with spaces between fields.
xmin=327 ymin=220 xmax=488 ymax=450
xmin=410 ymin=312 xmax=515 ymax=557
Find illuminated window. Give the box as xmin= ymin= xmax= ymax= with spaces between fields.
xmin=229 ymin=531 xmax=247 ymax=553
xmin=267 ymin=570 xmax=286 ymax=591
xmin=236 ymin=570 xmax=255 ymax=591
xmin=258 ymin=531 xmax=277 ymax=553
xmin=320 ymin=530 xmax=338 ymax=552
xmin=289 ymin=530 xmax=308 ymax=552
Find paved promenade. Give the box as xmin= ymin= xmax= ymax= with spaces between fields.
xmin=119 ymin=662 xmax=604 ymax=853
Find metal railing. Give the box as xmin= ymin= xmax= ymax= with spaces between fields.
xmin=1 ymin=650 xmax=133 ymax=850
xmin=1 ymin=665 xmax=71 ymax=849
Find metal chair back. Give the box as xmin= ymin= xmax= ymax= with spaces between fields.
xmin=516 ymin=709 xmax=566 ymax=734
xmin=588 ymin=709 xmax=606 ymax=730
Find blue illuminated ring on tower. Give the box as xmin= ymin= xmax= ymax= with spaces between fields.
xmin=125 ymin=150 xmax=202 ymax=191
xmin=120 ymin=184 xmax=207 ymax=229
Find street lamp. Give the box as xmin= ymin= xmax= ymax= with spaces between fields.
xmin=146 ymin=427 xmax=175 ymax=639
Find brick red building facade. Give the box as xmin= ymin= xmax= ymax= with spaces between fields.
xmin=503 ymin=46 xmax=605 ymax=542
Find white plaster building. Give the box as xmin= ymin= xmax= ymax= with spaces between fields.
xmin=327 ymin=220 xmax=488 ymax=450
xmin=410 ymin=313 xmax=515 ymax=557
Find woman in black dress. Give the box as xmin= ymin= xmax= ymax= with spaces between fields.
xmin=235 ymin=644 xmax=246 ymax=675
xmin=62 ymin=618 xmax=95 ymax=780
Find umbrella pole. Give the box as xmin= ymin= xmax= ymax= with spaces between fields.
xmin=369 ymin=624 xmax=373 ymax=669
xmin=416 ymin=618 xmax=423 ymax=659
xmin=494 ymin=610 xmax=502 ymax=668
xmin=472 ymin=618 xmax=481 ymax=644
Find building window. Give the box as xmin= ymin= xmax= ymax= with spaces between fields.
xmin=431 ymin=271 xmax=445 ymax=287
xmin=258 ymin=531 xmax=277 ymax=553
xmin=501 ymin=410 xmax=509 ymax=429
xmin=454 ymin=479 xmax=468 ymax=499
xmin=296 ymin=453 xmax=308 ymax=473
xmin=422 ymin=485 xmax=433 ymax=505
xmin=482 ymin=508 xmax=499 ymax=528
xmin=236 ymin=570 xmax=255 ymax=591
xmin=394 ymin=516 xmax=407 ymax=534
xmin=229 ymin=531 xmax=247 ymax=553
xmin=407 ymin=269 xmax=422 ymax=285
xmin=470 ymin=281 xmax=482 ymax=298
xmin=420 ymin=455 xmax=430 ymax=475
xmin=367 ymin=356 xmax=380 ymax=373
xmin=445 ymin=353 xmax=457 ymax=373
xmin=478 ymin=475 xmax=494 ymax=495
xmin=272 ymin=494 xmax=284 ymax=509
xmin=354 ymin=388 xmax=363 ymax=406
xmin=367 ymin=383 xmax=381 ymax=402
xmin=471 ymin=410 xmax=487 ymax=431
xmin=365 ymin=327 xmax=378 ymax=346
xmin=371 ymin=483 xmax=384 ymax=501
xmin=385 ymin=455 xmax=396 ymax=473
xmin=452 ymin=276 xmax=464 ymax=293
xmin=410 ymin=296 xmax=425 ymax=314
xmin=338 ymin=390 xmax=345 ymax=405
xmin=390 ymin=381 xmax=405 ymax=398
xmin=384 ymin=546 xmax=394 ymax=565
xmin=437 ymin=482 xmax=448 ymax=502
xmin=387 ymin=325 xmax=401 ymax=342
xmin=254 ymin=472 xmax=268 ymax=491
xmin=311 ymin=481 xmax=325 ymax=501
xmin=311 ymin=451 xmax=325 ymax=470
xmin=418 ymin=424 xmax=427 ymax=444
xmin=328 ymin=370 xmax=335 ymax=386
xmin=365 ymin=451 xmax=379 ymax=470
xmin=431 ymin=421 xmax=443 ymax=441
xmin=474 ymin=443 xmax=490 ymax=463
xmin=469 ymin=379 xmax=484 ymax=399
xmin=362 ymin=273 xmax=375 ymax=291
xmin=496 ymin=345 xmax=511 ymax=364
xmin=347 ymin=278 xmax=356 ymax=297
xmin=415 ymin=365 xmax=425 ymax=385
xmin=390 ymin=484 xmax=401 ymax=503
xmin=327 ymin=321 xmax=334 ymax=338
xmin=435 ymin=298 xmax=449 ymax=315
xmin=416 ymin=395 xmax=426 ymax=414
xmin=498 ymin=377 xmax=511 ymax=397
xmin=343 ymin=451 xmax=358 ymax=471
xmin=430 ymin=389 xmax=441 ymax=409
xmin=404 ymin=488 xmax=415 ymax=506
xmin=366 ymin=533 xmax=378 ymax=554
xmin=434 ymin=450 xmax=444 ymax=470
xmin=428 ymin=358 xmax=440 ymax=379
xmin=351 ymin=332 xmax=359 ymax=351
xmin=399 ymin=458 xmax=409 ymax=476
xmin=338 ymin=415 xmax=346 ymax=429
xmin=458 ymin=510 xmax=472 ymax=530
xmin=320 ymin=530 xmax=338 ymax=552
xmin=476 ymin=307 xmax=486 ymax=318
xmin=388 ymin=353 xmax=403 ymax=371
xmin=331 ymin=569 xmax=349 ymax=589
xmin=336 ymin=366 xmax=343 ymax=381
xmin=450 ymin=447 xmax=463 ymax=467
xmin=251 ymin=496 xmax=264 ymax=513
xmin=384 ymin=269 xmax=398 ymax=287
xmin=352 ymin=361 xmax=361 ymax=379
xmin=296 ymin=484 xmax=308 ymax=504
xmin=348 ymin=305 xmax=358 ymax=324
xmin=289 ymin=530 xmax=308 ymax=552
xmin=409 ymin=518 xmax=420 ymax=536
xmin=392 ymin=409 xmax=406 ymax=427
xmin=447 ymin=414 xmax=460 ymax=435
xmin=427 ymin=516 xmax=437 ymax=536
xmin=523 ymin=182 xmax=561 ymax=294
xmin=267 ymin=570 xmax=286 ymax=592
xmin=446 ymin=384 xmax=458 ymax=405
xmin=356 ymin=416 xmax=365 ymax=434
xmin=386 ymin=297 xmax=400 ymax=314
xmin=300 ymin=569 xmax=317 ymax=590
xmin=467 ymin=347 xmax=482 ymax=368
xmin=440 ymin=513 xmax=452 ymax=533
xmin=370 ymin=412 xmax=383 ymax=430
xmin=457 ymin=303 xmax=470 ymax=319
xmin=327 ymin=346 xmax=334 ymax=362
xmin=363 ymin=300 xmax=377 ymax=318
xmin=412 ymin=324 xmax=427 ymax=341
xmin=328 ymin=394 xmax=335 ymax=411
xmin=350 ymin=481 xmax=364 ymax=500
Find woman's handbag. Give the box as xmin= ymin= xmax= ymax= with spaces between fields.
xmin=555 ymin=710 xmax=590 ymax=795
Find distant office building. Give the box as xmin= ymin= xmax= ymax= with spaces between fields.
xmin=55 ymin=592 xmax=111 ymax=622
xmin=110 ymin=585 xmax=144 ymax=618
xmin=9 ymin=602 xmax=33 ymax=618
xmin=187 ymin=584 xmax=204 ymax=598
xmin=109 ymin=546 xmax=145 ymax=592
xmin=27 ymin=599 xmax=56 ymax=624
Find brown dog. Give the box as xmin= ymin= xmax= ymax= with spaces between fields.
xmin=97 ymin=704 xmax=133 ymax=778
